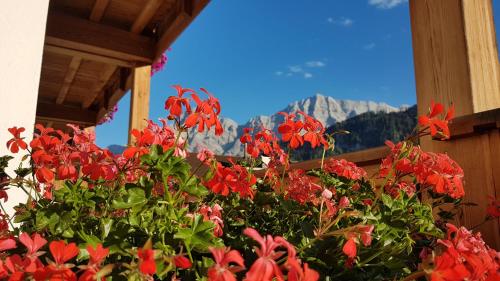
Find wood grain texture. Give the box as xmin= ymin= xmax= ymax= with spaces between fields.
xmin=45 ymin=11 xmax=155 ymax=64
xmin=128 ymin=65 xmax=151 ymax=145
xmin=130 ymin=0 xmax=164 ymax=34
xmin=89 ymin=0 xmax=110 ymax=22
xmin=410 ymin=0 xmax=500 ymax=117
xmin=44 ymin=45 xmax=134 ymax=68
xmin=410 ymin=0 xmax=500 ymax=249
xmin=81 ymin=64 xmax=117 ymax=108
xmin=36 ymin=103 xmax=97 ymax=125
xmin=56 ymin=57 xmax=82 ymax=104
xmin=462 ymin=0 xmax=500 ymax=112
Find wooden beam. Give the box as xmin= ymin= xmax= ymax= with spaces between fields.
xmin=410 ymin=0 xmax=500 ymax=249
xmin=45 ymin=11 xmax=155 ymax=64
xmin=89 ymin=0 xmax=110 ymax=22
xmin=36 ymin=103 xmax=97 ymax=125
xmin=130 ymin=0 xmax=164 ymax=34
xmin=128 ymin=66 xmax=151 ymax=145
xmin=154 ymin=0 xmax=210 ymax=59
xmin=82 ymin=65 xmax=117 ymax=108
xmin=155 ymin=12 xmax=191 ymax=58
xmin=44 ymin=45 xmax=135 ymax=68
xmin=90 ymin=0 xmax=161 ymax=112
xmin=56 ymin=57 xmax=82 ymax=104
xmin=410 ymin=0 xmax=500 ymax=117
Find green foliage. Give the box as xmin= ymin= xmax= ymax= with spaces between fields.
xmin=15 ymin=146 xmax=218 ymax=279
xmin=216 ymin=170 xmax=442 ymax=280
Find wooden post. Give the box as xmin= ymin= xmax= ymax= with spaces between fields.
xmin=410 ymin=0 xmax=500 ymax=249
xmin=128 ymin=65 xmax=151 ymax=145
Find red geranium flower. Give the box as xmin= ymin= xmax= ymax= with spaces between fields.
xmin=323 ymin=158 xmax=367 ymax=180
xmin=342 ymin=238 xmax=357 ymax=259
xmin=243 ymin=228 xmax=296 ymax=281
xmin=165 ymin=85 xmax=193 ymax=117
xmin=19 ymin=233 xmax=47 ymax=272
xmin=285 ymin=169 xmax=322 ymax=205
xmin=0 ymin=237 xmax=16 ymax=251
xmin=287 ymin=258 xmax=319 ymax=281
xmin=137 ymin=248 xmax=156 ymax=275
xmin=299 ymin=111 xmax=328 ymax=149
xmin=204 ymin=162 xmax=255 ymax=198
xmin=79 ymin=244 xmax=109 ymax=281
xmin=208 ymin=247 xmax=245 ymax=281
xmin=6 ymin=127 xmax=27 ymax=153
xmin=185 ymin=89 xmax=224 ymax=136
xmin=278 ymin=113 xmax=304 ymax=149
xmin=423 ymin=224 xmax=500 ymax=281
xmin=50 ymin=241 xmax=79 ymax=265
xmin=174 ymin=255 xmax=192 ymax=269
xmin=418 ymin=101 xmax=454 ymax=139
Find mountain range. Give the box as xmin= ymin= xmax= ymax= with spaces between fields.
xmin=107 ymin=94 xmax=415 ymax=157
xmin=186 ymin=93 xmax=404 ymax=156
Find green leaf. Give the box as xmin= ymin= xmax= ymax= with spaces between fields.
xmin=174 ymin=214 xmax=218 ymax=252
xmin=111 ymin=188 xmax=147 ymax=209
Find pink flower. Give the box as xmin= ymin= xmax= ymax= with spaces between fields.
xmin=199 ymin=204 xmax=224 ymax=237
xmin=243 ymin=228 xmax=296 ymax=281
xmin=321 ymin=189 xmax=333 ymax=200
xmin=197 ymin=148 xmax=215 ymax=165
xmin=208 ymin=247 xmax=245 ymax=281
xmin=339 ymin=196 xmax=350 ymax=209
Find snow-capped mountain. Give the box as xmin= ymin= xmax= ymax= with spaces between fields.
xmin=186 ymin=93 xmax=400 ymax=156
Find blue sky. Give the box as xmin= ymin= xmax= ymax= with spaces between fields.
xmin=96 ymin=0 xmax=500 ymax=147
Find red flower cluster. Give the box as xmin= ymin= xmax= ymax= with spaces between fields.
xmin=423 ymin=224 xmax=500 ymax=281
xmin=124 ymin=119 xmax=179 ymax=159
xmin=418 ymin=101 xmax=455 ymax=140
xmin=285 ymin=169 xmax=322 ymax=205
xmin=323 ymin=159 xmax=367 ymax=181
xmin=243 ymin=228 xmax=319 ymax=281
xmin=384 ymin=180 xmax=416 ymax=198
xmin=164 ymin=85 xmax=224 ymax=136
xmin=380 ymin=141 xmax=465 ymax=199
xmin=199 ymin=203 xmax=224 ymax=237
xmin=414 ymin=151 xmax=464 ymax=199
xmin=240 ymin=128 xmax=277 ymax=158
xmin=185 ymin=88 xmax=224 ymax=136
xmin=0 ymin=233 xmax=110 ymax=280
xmin=27 ymin=125 xmax=118 ymax=196
xmin=277 ymin=111 xmax=328 ymax=149
xmin=204 ymin=162 xmax=256 ymax=198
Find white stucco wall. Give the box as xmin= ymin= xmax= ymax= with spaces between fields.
xmin=0 ymin=1 xmax=50 ymax=215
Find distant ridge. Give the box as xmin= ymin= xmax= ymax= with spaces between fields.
xmin=107 ymin=94 xmax=406 ymax=157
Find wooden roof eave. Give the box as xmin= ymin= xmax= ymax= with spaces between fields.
xmin=36 ymin=0 xmax=211 ymax=130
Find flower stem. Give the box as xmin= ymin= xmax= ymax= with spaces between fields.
xmin=401 ymin=271 xmax=425 ymax=281
xmin=320 ymin=147 xmax=327 ymax=170
xmin=0 ymin=202 xmax=15 ymax=229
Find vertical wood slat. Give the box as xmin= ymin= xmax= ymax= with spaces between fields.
xmin=462 ymin=0 xmax=500 ymax=112
xmin=410 ymin=0 xmax=500 ymax=249
xmin=128 ymin=65 xmax=151 ymax=145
